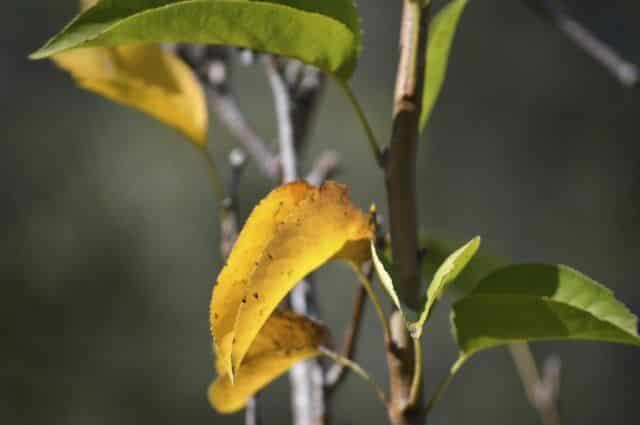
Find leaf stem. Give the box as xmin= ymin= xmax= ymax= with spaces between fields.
xmin=338 ymin=81 xmax=384 ymax=167
xmin=319 ymin=347 xmax=388 ymax=406
xmin=355 ymin=266 xmax=391 ymax=339
xmin=424 ymin=355 xmax=467 ymax=416
xmin=408 ymin=337 xmax=422 ymax=407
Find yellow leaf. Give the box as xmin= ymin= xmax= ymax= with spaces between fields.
xmin=208 ymin=310 xmax=328 ymax=414
xmin=52 ymin=44 xmax=208 ymax=146
xmin=210 ymin=181 xmax=374 ymax=379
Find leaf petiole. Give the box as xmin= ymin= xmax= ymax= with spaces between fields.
xmin=319 ymin=347 xmax=388 ymax=406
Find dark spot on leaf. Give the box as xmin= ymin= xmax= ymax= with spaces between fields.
xmin=241 ymin=297 xmax=247 ymax=304
xmin=253 ymin=292 xmax=259 ymax=300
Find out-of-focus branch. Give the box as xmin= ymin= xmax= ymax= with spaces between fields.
xmin=266 ymin=54 xmax=327 ymax=425
xmin=509 ymin=343 xmax=563 ymax=425
xmin=245 ymin=397 xmax=261 ymax=425
xmin=324 ymin=265 xmax=371 ymax=394
xmin=265 ymin=56 xmax=298 ymax=183
xmin=305 ymin=150 xmax=340 ymax=186
xmin=219 ymin=148 xmax=246 ymax=257
xmin=174 ymin=44 xmax=280 ymax=179
xmin=209 ymin=90 xmax=280 ymax=179
xmin=522 ymin=0 xmax=638 ymax=87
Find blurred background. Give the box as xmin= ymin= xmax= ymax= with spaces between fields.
xmin=2 ymin=1 xmax=639 ymax=424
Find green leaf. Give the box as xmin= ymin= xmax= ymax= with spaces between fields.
xmin=370 ymin=241 xmax=403 ymax=313
xmin=420 ymin=0 xmax=468 ymax=130
xmin=372 ymin=238 xmax=481 ymax=339
xmin=31 ymin=0 xmax=362 ymax=81
xmin=421 ymin=235 xmax=503 ymax=294
xmin=410 ymin=236 xmax=480 ymax=338
xmin=452 ymin=264 xmax=640 ymax=358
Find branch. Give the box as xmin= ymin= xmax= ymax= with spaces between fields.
xmin=522 ymin=0 xmax=638 ymax=87
xmin=265 ymin=56 xmax=297 ymax=183
xmin=266 ymin=55 xmax=328 ymax=425
xmin=174 ymin=44 xmax=280 ymax=179
xmin=509 ymin=343 xmax=563 ymax=425
xmin=245 ymin=396 xmax=261 ymax=425
xmin=219 ymin=148 xmax=246 ymax=257
xmin=385 ymin=1 xmax=430 ymax=424
xmin=324 ymin=284 xmax=367 ymax=393
xmin=305 ymin=150 xmax=340 ymax=186
xmin=209 ymin=90 xmax=280 ymax=179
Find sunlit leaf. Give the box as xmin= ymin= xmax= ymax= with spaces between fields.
xmin=421 ymin=235 xmax=503 ymax=295
xmin=371 ymin=241 xmax=402 ymax=313
xmin=210 ymin=181 xmax=374 ymax=379
xmin=420 ymin=0 xmax=468 ymax=130
xmin=452 ymin=264 xmax=640 ymax=359
xmin=52 ymin=44 xmax=208 ymax=145
xmin=372 ymin=237 xmax=480 ymax=339
xmin=209 ymin=310 xmax=328 ymax=414
xmin=410 ymin=236 xmax=479 ymax=338
xmin=31 ymin=0 xmax=362 ymax=81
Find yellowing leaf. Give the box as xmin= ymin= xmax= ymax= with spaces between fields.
xmin=210 ymin=181 xmax=374 ymax=379
xmin=52 ymin=44 xmax=208 ymax=146
xmin=209 ymin=310 xmax=328 ymax=414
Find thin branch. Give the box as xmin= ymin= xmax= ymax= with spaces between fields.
xmin=245 ymin=396 xmax=261 ymax=425
xmin=509 ymin=343 xmax=563 ymax=425
xmin=209 ymin=90 xmax=280 ymax=179
xmin=522 ymin=0 xmax=638 ymax=87
xmin=219 ymin=148 xmax=246 ymax=257
xmin=288 ymin=63 xmax=326 ymax=152
xmin=325 ymin=268 xmax=369 ymax=393
xmin=305 ymin=150 xmax=340 ymax=187
xmin=174 ymin=44 xmax=280 ymax=179
xmin=356 ymin=265 xmax=391 ymax=339
xmin=266 ymin=54 xmax=327 ymax=425
xmin=265 ymin=56 xmax=297 ymax=183
xmin=320 ymin=347 xmax=388 ymax=406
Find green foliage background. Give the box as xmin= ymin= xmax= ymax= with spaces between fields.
xmin=2 ymin=1 xmax=639 ymax=424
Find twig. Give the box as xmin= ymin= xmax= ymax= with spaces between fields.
xmin=265 ymin=56 xmax=297 ymax=183
xmin=509 ymin=343 xmax=563 ymax=425
xmin=288 ymin=63 xmax=326 ymax=152
xmin=305 ymin=150 xmax=340 ymax=187
xmin=266 ymin=54 xmax=327 ymax=425
xmin=208 ymin=90 xmax=280 ymax=179
xmin=219 ymin=148 xmax=246 ymax=257
xmin=324 ymin=283 xmax=367 ymax=393
xmin=522 ymin=0 xmax=638 ymax=87
xmin=320 ymin=347 xmax=388 ymax=406
xmin=174 ymin=44 xmax=280 ymax=179
xmin=245 ymin=396 xmax=261 ymax=425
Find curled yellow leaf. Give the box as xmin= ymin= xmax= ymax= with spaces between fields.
xmin=210 ymin=181 xmax=374 ymax=380
xmin=52 ymin=44 xmax=208 ymax=146
xmin=208 ymin=310 xmax=328 ymax=414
